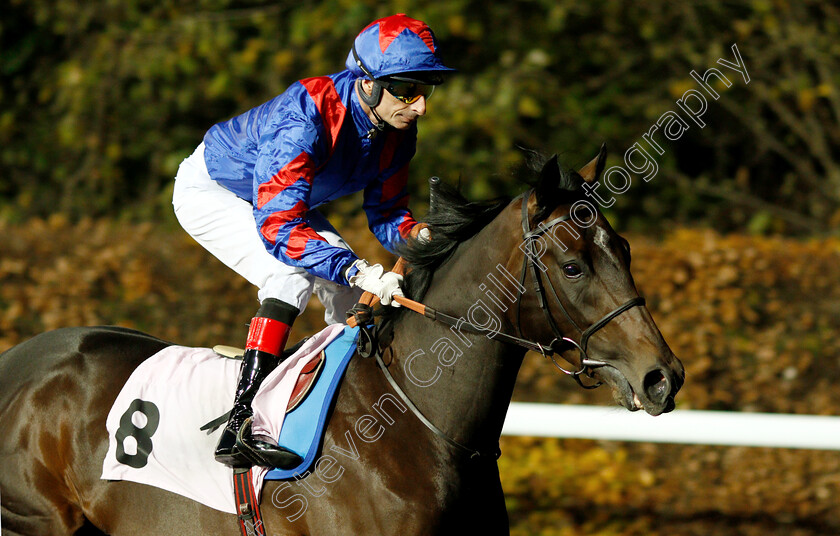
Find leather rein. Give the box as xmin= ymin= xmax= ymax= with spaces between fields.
xmin=349 ymin=190 xmax=646 ymax=458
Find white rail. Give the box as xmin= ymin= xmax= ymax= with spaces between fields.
xmin=502 ymin=403 xmax=840 ymax=450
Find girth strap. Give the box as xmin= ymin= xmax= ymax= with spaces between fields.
xmin=233 ymin=467 xmax=265 ymax=536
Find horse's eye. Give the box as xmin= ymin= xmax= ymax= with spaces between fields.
xmin=563 ymin=263 xmax=582 ymax=278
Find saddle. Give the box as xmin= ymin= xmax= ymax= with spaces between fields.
xmin=210 ymin=255 xmax=410 ymax=417
xmin=212 ymin=340 xmax=325 ymax=414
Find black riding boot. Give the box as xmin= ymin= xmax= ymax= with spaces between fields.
xmin=214 ymin=298 xmax=303 ymax=469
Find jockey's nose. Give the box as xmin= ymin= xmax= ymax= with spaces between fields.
xmin=411 ymin=96 xmax=427 ymax=116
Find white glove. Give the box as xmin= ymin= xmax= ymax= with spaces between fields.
xmin=346 ymin=259 xmax=404 ymax=306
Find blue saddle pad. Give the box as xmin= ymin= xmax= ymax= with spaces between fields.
xmin=264 ymin=325 xmax=359 ymax=480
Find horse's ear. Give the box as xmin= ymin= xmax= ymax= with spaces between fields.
xmin=428 ymin=176 xmax=441 ymax=214
xmin=578 ymin=143 xmax=607 ymax=183
xmin=535 ymin=154 xmax=562 ymax=209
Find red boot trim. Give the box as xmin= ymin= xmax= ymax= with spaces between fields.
xmin=245 ymin=317 xmax=291 ymax=356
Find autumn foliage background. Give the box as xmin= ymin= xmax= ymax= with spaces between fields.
xmin=2 ymin=1 xmax=840 ymax=535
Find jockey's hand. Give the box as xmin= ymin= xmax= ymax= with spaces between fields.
xmin=346 ymin=259 xmax=404 ymax=306
xmin=410 ymin=223 xmax=432 ymax=244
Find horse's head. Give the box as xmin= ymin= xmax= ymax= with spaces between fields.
xmin=516 ymin=145 xmax=684 ymax=415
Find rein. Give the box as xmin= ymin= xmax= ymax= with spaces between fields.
xmin=373 ymin=347 xmax=500 ymax=460
xmin=389 ymin=295 xmax=554 ymax=355
xmin=347 ymin=189 xmax=647 ymax=459
xmin=361 ymin=190 xmax=646 ymax=380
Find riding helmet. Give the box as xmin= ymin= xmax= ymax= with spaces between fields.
xmin=345 ymin=14 xmax=455 ymax=85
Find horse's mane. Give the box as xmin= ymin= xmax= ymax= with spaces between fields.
xmin=398 ymin=181 xmax=510 ymax=302
xmin=375 ymin=153 xmax=583 ymax=335
xmin=393 ymin=151 xmax=583 ymax=305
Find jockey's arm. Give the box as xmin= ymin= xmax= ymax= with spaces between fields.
xmin=362 ymin=163 xmax=420 ymax=252
xmin=253 ymin=116 xmax=407 ymax=305
xmin=253 ymin=119 xmax=360 ymax=285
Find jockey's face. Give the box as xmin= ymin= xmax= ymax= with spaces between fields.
xmin=359 ymin=79 xmax=427 ymax=130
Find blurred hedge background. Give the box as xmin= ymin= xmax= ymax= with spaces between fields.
xmin=2 ymin=0 xmax=840 ymax=535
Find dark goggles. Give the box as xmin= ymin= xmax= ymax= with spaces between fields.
xmin=377 ymin=78 xmax=436 ymax=104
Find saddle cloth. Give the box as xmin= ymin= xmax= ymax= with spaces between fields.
xmin=100 ymin=323 xmax=357 ymax=513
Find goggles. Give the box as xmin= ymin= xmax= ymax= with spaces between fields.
xmin=350 ymin=42 xmax=445 ymax=105
xmin=378 ymin=79 xmax=436 ymax=104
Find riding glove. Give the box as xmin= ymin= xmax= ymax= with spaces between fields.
xmin=346 ymin=259 xmax=404 ymax=306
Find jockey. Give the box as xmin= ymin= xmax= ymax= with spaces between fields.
xmin=172 ymin=14 xmax=453 ymax=468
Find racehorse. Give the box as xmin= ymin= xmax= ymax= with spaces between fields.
xmin=0 ymin=147 xmax=683 ymax=536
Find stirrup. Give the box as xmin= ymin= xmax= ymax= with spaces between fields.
xmin=214 ymin=423 xmax=252 ymax=468
xmin=235 ymin=417 xmax=303 ymax=469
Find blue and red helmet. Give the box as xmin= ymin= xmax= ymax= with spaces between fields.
xmin=345 ymin=14 xmax=455 ymax=85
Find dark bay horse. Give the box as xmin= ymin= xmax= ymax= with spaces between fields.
xmin=0 ymin=148 xmax=683 ymax=535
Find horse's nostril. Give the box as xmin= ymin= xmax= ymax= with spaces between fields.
xmin=643 ymin=369 xmax=670 ymax=404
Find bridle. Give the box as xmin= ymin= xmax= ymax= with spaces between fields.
xmin=368 ymin=191 xmax=646 ymax=383
xmin=360 ymin=190 xmax=646 ymax=458
xmin=516 ymin=190 xmax=646 ymax=388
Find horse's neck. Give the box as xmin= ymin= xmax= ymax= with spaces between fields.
xmin=389 ymin=210 xmax=526 ymax=450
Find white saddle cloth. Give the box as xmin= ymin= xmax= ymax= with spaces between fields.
xmin=100 ymin=323 xmax=346 ymax=513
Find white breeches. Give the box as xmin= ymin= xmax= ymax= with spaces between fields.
xmin=172 ymin=143 xmax=362 ymax=325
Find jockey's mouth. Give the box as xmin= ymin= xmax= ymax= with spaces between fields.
xmin=393 ymin=112 xmax=422 ymax=127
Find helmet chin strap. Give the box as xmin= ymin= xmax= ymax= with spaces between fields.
xmin=356 ymin=79 xmax=386 ymax=138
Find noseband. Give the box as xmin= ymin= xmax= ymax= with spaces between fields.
xmin=517 ymin=190 xmax=645 ymax=388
